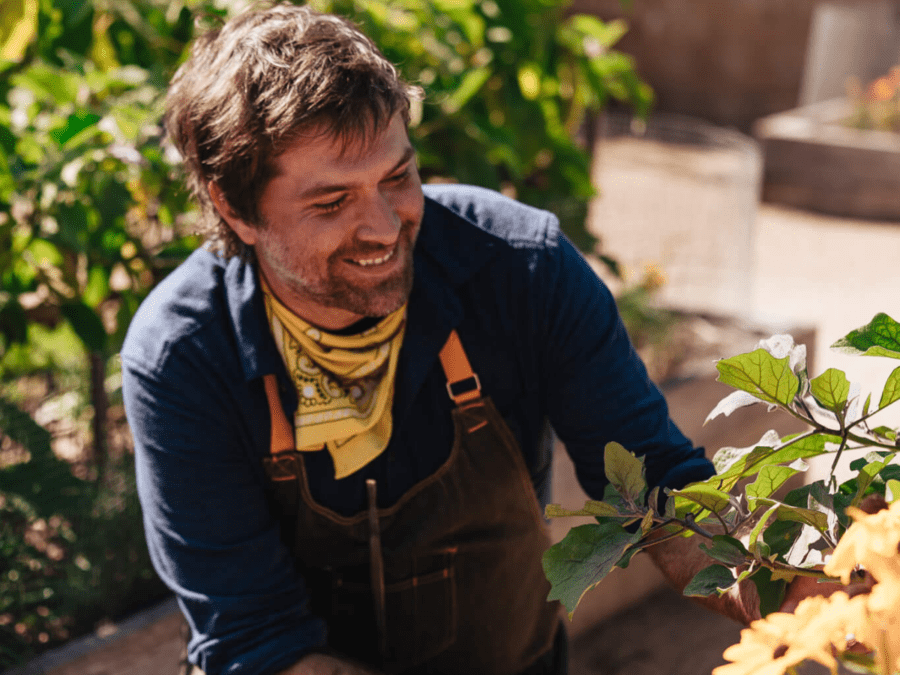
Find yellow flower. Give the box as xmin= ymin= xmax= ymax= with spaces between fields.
xmin=825 ymin=501 xmax=900 ymax=586
xmin=714 ymin=593 xmax=869 ymax=675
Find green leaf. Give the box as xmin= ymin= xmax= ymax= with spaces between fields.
xmin=710 ymin=432 xmax=834 ymax=493
xmin=753 ymin=499 xmax=829 ymax=531
xmin=879 ymin=366 xmax=900 ymax=409
xmin=441 ymin=66 xmax=491 ymax=114
xmin=748 ymin=504 xmax=780 ymax=555
xmin=542 ymin=521 xmax=642 ymax=617
xmin=716 ymin=349 xmax=799 ymax=407
xmin=746 ymin=464 xmax=802 ymax=501
xmin=639 ymin=509 xmax=654 ymax=535
xmin=670 ymin=483 xmax=730 ymax=513
xmin=545 ymin=500 xmax=620 ymax=519
xmin=49 ymin=111 xmax=101 ymax=147
xmin=886 ymin=479 xmax=900 ymax=503
xmin=809 ymin=368 xmax=850 ymax=413
xmin=683 ymin=564 xmax=735 ymax=597
xmin=871 ymin=426 xmax=898 ymax=442
xmin=60 ymin=301 xmax=107 ymax=352
xmin=604 ymin=441 xmax=645 ymax=503
xmin=750 ymin=567 xmax=788 ymax=617
xmin=832 ymin=313 xmax=900 ymax=359
xmin=699 ymin=535 xmax=751 ymax=567
xmin=852 ymin=459 xmax=887 ymax=507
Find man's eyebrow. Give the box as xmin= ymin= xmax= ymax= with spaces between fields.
xmin=298 ymin=146 xmax=416 ymax=202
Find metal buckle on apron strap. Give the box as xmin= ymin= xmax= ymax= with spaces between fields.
xmin=445 ymin=374 xmax=480 ymax=402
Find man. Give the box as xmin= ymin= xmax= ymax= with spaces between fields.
xmin=121 ymin=4 xmax=755 ymax=675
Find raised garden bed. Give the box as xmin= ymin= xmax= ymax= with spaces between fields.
xmin=754 ymin=98 xmax=900 ymax=220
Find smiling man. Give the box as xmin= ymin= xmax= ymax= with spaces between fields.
xmin=122 ymin=5 xmax=738 ymax=675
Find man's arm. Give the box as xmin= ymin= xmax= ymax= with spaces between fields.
xmin=122 ymin=336 xmax=326 ymax=674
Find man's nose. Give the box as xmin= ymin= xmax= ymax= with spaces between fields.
xmin=356 ymin=192 xmax=401 ymax=244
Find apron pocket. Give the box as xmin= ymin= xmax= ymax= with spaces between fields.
xmin=317 ymin=564 xmax=457 ymax=672
xmin=383 ymin=566 xmax=457 ymax=671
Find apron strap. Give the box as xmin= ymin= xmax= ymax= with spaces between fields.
xmin=264 ymin=373 xmax=295 ymax=455
xmin=439 ymin=330 xmax=482 ymax=406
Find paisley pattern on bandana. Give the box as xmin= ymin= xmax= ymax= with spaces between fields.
xmin=260 ymin=275 xmax=406 ymax=479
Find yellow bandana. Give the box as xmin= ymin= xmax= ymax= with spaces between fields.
xmin=260 ymin=277 xmax=406 ymax=479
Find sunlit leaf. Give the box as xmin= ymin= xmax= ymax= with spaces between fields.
xmin=545 ymin=500 xmax=620 ymax=519
xmin=716 ymin=349 xmax=799 ymax=408
xmin=542 ymin=522 xmax=641 ymax=617
xmin=670 ymin=484 xmax=730 ymax=513
xmin=683 ymin=564 xmax=735 ymax=597
xmin=809 ymin=368 xmax=850 ymax=413
xmin=704 ymin=390 xmax=766 ymax=425
xmin=713 ymin=430 xmax=780 ymax=474
xmin=879 ymin=366 xmax=900 ymax=409
xmin=832 ymin=313 xmax=900 ymax=359
xmin=851 ymin=459 xmax=887 ymax=507
xmin=604 ymin=441 xmax=645 ymax=503
xmin=753 ymin=499 xmax=829 ymax=531
xmin=886 ymin=479 xmax=900 ymax=503
xmin=746 ymin=464 xmax=802 ymax=501
xmin=0 ymin=0 xmax=37 ymax=61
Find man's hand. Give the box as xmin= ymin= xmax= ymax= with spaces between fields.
xmin=645 ymin=527 xmax=761 ymax=625
xmin=277 ymin=652 xmax=381 ymax=675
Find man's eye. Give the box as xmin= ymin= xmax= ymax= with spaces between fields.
xmin=315 ymin=196 xmax=345 ymax=213
xmin=387 ymin=169 xmax=409 ymax=184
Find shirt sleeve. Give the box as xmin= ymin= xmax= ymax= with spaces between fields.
xmin=122 ymin=337 xmax=326 ymax=675
xmin=538 ymin=234 xmax=715 ymax=498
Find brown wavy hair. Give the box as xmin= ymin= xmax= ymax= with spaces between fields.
xmin=165 ymin=2 xmax=421 ymax=258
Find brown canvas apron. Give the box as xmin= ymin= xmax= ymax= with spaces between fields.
xmin=184 ymin=331 xmax=561 ymax=674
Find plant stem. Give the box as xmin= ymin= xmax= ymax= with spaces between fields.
xmin=829 ymin=435 xmax=850 ymax=491
xmin=683 ymin=513 xmax=716 ymax=539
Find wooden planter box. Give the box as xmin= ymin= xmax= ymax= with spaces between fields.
xmin=754 ymin=98 xmax=900 ymax=220
xmin=550 ymin=317 xmax=816 ymax=637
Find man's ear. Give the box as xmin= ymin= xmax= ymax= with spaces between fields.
xmin=208 ymin=181 xmax=259 ymax=246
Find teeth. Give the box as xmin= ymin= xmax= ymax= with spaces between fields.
xmin=354 ymin=248 xmax=395 ymax=267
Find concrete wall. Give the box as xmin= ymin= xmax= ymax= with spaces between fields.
xmin=570 ymin=0 xmax=897 ymax=131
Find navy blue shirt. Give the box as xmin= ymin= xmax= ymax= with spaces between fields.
xmin=122 ymin=185 xmax=714 ymax=675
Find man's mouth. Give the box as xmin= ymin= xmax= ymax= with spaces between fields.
xmin=349 ymin=247 xmax=396 ymax=267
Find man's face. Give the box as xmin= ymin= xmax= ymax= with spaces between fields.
xmin=226 ymin=114 xmax=424 ymax=330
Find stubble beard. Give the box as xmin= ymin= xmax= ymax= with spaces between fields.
xmin=264 ymin=220 xmax=418 ymax=319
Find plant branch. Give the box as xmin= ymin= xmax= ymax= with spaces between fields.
xmin=683 ymin=512 xmax=716 ymax=539
xmin=829 ymin=434 xmax=850 ymax=491
xmin=630 ymin=526 xmax=688 ymax=552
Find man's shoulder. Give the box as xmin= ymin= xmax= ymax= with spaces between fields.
xmin=422 ymin=184 xmax=560 ymax=250
xmin=121 ymin=248 xmax=234 ymax=373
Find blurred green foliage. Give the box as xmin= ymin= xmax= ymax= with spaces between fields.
xmin=0 ymin=0 xmax=651 ymax=664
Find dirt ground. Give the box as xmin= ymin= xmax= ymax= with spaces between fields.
xmin=10 ymin=588 xmax=741 ymax=675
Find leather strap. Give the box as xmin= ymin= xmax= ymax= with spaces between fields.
xmin=264 ymin=373 xmax=295 ymax=455
xmin=438 ymin=330 xmax=481 ymax=406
